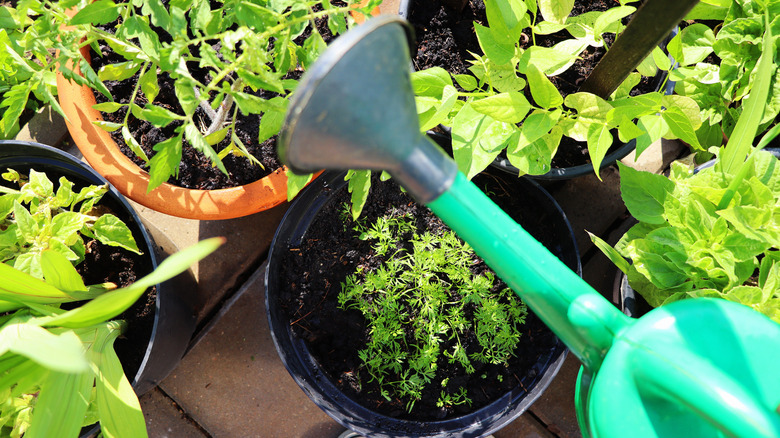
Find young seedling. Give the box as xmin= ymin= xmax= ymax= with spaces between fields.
xmin=338 ymin=207 xmax=527 ymax=413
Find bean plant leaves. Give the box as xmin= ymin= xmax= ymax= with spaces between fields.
xmin=618 ymin=163 xmax=675 ymax=224
xmin=587 ymin=123 xmax=613 ymax=180
xmin=474 ymin=23 xmax=514 ymax=66
xmin=470 ymin=92 xmax=530 ymax=124
xmin=411 ymin=68 xmax=454 ymax=98
xmin=92 ymin=214 xmax=141 ymax=255
xmin=526 ymin=64 xmax=562 ymax=109
xmin=451 ymin=103 xmax=508 ymax=179
xmin=539 ymin=0 xmax=573 ymax=24
xmin=507 ymin=125 xmax=562 ymax=175
xmin=346 ymin=170 xmax=371 ymax=220
xmin=662 ymin=106 xmax=703 ymax=150
xmin=419 ymin=85 xmax=457 ymax=132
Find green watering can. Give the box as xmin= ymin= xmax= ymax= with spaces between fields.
xmin=278 ymin=16 xmax=780 ymax=438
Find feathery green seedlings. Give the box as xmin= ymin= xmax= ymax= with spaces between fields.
xmin=338 ymin=207 xmax=527 ymax=413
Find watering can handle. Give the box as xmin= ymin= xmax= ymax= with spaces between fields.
xmin=630 ymin=346 xmax=780 ymax=437
xmin=426 ymin=171 xmax=631 ymax=371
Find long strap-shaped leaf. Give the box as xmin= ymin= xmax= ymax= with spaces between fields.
xmin=578 ymin=0 xmax=699 ymax=99
xmin=717 ymin=9 xmax=777 ymax=209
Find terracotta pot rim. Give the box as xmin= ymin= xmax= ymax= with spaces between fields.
xmin=56 ymin=50 xmax=291 ymax=220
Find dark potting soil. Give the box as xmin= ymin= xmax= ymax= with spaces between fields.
xmin=76 ymin=237 xmax=156 ymax=381
xmin=408 ymin=0 xmax=661 ymax=170
xmin=277 ymin=173 xmax=563 ymax=421
xmin=90 ymin=4 xmax=344 ymax=190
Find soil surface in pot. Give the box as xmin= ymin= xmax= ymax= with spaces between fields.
xmin=277 ymin=173 xmax=564 ymax=421
xmin=90 ymin=5 xmax=343 ymax=190
xmin=408 ymin=0 xmax=660 ymax=170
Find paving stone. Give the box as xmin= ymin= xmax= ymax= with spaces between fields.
xmin=14 ymin=106 xmax=69 ymax=147
xmin=494 ymin=413 xmax=556 ymax=438
xmin=132 ymin=203 xmax=289 ymax=324
xmin=620 ymin=139 xmax=685 ymax=174
xmin=528 ymin=354 xmax=584 ymax=438
xmin=159 ymin=264 xmax=343 ymax=438
xmin=546 ymin=166 xmax=624 ymax=256
xmin=141 ymin=388 xmax=209 ymax=438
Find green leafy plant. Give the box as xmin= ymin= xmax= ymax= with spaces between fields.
xmin=0 ymin=237 xmax=222 ymax=438
xmin=1 ymin=0 xmax=380 ymax=192
xmin=592 ymin=10 xmax=780 ymax=322
xmin=0 ymin=168 xmax=141 ymax=280
xmin=670 ymin=0 xmax=780 ymax=151
xmin=409 ymin=0 xmax=703 ymax=180
xmin=338 ymin=210 xmax=527 ymax=412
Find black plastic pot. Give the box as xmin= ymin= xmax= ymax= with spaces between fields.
xmin=0 ymin=141 xmax=197 ymax=434
xmin=265 ymin=168 xmax=580 ymax=438
xmin=615 ymin=148 xmax=780 ymax=317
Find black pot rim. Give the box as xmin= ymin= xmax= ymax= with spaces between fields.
xmin=265 ymin=169 xmax=580 ymax=438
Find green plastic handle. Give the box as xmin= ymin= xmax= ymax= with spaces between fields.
xmin=631 ymin=346 xmax=780 ymax=437
xmin=428 ymin=173 xmax=631 ymax=371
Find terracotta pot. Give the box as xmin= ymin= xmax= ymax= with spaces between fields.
xmin=56 ymin=62 xmax=290 ymax=220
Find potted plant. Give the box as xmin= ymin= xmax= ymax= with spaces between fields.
xmin=669 ymin=0 xmax=780 ymax=153
xmin=3 ymin=0 xmax=383 ymax=219
xmin=0 ymin=5 xmax=55 ymax=140
xmin=0 ymin=140 xmax=221 ymax=436
xmin=405 ymin=0 xmax=701 ymax=181
xmin=265 ymin=160 xmax=579 ymax=437
xmin=591 ymin=15 xmax=780 ymax=322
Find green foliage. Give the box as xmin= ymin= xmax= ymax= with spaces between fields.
xmin=670 ymin=0 xmax=780 ymax=149
xmin=412 ymin=0 xmax=702 ymax=180
xmin=0 ymin=237 xmax=223 ymax=438
xmin=595 ymin=14 xmax=780 ymax=322
xmin=338 ymin=210 xmax=527 ymax=413
xmin=0 ymin=169 xmax=140 ymax=280
xmin=1 ymin=0 xmax=379 ymax=190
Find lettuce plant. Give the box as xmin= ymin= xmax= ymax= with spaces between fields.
xmin=592 ymin=11 xmax=780 ymax=322
xmin=1 ymin=0 xmax=380 ymax=192
xmin=408 ymin=0 xmax=703 ymax=180
xmin=670 ymin=0 xmax=780 ymax=150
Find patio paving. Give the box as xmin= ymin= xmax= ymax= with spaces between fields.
xmin=17 ymin=81 xmax=685 ymax=438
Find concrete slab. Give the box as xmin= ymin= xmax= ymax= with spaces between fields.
xmin=13 ymin=105 xmax=69 ymax=147
xmin=131 ymin=202 xmax=289 ymax=324
xmin=158 ymin=264 xmax=343 ymax=438
xmin=620 ymin=139 xmax=686 ymax=174
xmin=528 ymin=355 xmax=583 ymax=438
xmin=547 ymin=166 xmax=624 ymax=256
xmin=494 ymin=414 xmax=556 ymax=438
xmin=140 ymin=388 xmax=209 ymax=438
